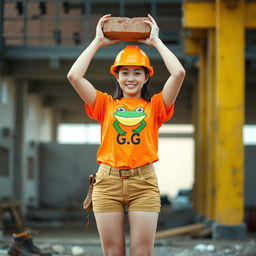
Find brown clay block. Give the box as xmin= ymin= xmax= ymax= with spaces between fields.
xmin=103 ymin=17 xmax=150 ymax=42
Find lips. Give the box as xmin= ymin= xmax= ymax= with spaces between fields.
xmin=126 ymin=84 xmax=137 ymax=88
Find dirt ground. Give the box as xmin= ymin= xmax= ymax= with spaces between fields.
xmin=1 ymin=220 xmax=256 ymax=256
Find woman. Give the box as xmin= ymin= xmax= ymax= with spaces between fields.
xmin=67 ymin=13 xmax=185 ymax=256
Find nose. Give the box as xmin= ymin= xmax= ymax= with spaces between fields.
xmin=127 ymin=73 xmax=135 ymax=81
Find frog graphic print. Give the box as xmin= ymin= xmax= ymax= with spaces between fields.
xmin=113 ymin=107 xmax=147 ymax=145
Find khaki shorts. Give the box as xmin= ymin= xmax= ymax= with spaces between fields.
xmin=92 ymin=163 xmax=161 ymax=213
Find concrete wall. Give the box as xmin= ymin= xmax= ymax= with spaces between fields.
xmin=0 ymin=78 xmax=16 ymax=197
xmin=22 ymin=94 xmax=54 ymax=207
xmin=245 ymin=146 xmax=256 ymax=207
xmin=0 ymin=78 xmax=54 ymax=208
xmin=39 ymin=143 xmax=98 ymax=208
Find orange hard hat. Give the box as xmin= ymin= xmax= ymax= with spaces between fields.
xmin=110 ymin=45 xmax=154 ymax=77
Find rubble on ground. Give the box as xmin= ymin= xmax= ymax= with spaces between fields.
xmin=1 ymin=235 xmax=256 ymax=256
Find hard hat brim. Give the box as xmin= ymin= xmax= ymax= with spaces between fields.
xmin=110 ymin=64 xmax=154 ymax=77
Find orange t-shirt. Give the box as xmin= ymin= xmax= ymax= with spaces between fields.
xmin=85 ymin=90 xmax=175 ymax=168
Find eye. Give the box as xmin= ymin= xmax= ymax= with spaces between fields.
xmin=117 ymin=107 xmax=126 ymax=112
xmin=136 ymin=107 xmax=144 ymax=112
xmin=135 ymin=72 xmax=142 ymax=75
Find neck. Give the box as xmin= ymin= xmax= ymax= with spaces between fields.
xmin=123 ymin=92 xmax=142 ymax=99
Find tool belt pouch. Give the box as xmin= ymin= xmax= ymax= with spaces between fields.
xmin=83 ymin=173 xmax=96 ymax=228
xmin=83 ymin=173 xmax=96 ymax=210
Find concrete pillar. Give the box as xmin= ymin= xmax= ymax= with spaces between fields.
xmin=13 ymin=80 xmax=27 ymax=202
xmin=52 ymin=110 xmax=62 ymax=142
xmin=213 ymin=0 xmax=246 ymax=239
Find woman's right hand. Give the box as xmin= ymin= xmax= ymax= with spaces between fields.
xmin=94 ymin=14 xmax=119 ymax=47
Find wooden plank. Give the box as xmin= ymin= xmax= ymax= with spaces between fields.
xmin=190 ymin=227 xmax=212 ymax=238
xmin=155 ymin=223 xmax=204 ymax=239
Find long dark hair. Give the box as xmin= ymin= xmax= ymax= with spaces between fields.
xmin=113 ymin=66 xmax=152 ymax=102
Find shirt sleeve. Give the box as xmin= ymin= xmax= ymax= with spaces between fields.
xmin=152 ymin=91 xmax=175 ymax=125
xmin=84 ymin=90 xmax=110 ymax=123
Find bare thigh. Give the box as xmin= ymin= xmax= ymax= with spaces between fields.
xmin=128 ymin=211 xmax=159 ymax=256
xmin=94 ymin=212 xmax=126 ymax=256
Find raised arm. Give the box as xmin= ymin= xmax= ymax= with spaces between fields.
xmin=67 ymin=14 xmax=119 ymax=107
xmin=139 ymin=14 xmax=185 ymax=110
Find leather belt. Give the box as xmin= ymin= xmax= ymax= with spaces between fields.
xmin=110 ymin=168 xmax=139 ymax=179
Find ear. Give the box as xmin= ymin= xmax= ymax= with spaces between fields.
xmin=145 ymin=73 xmax=150 ymax=83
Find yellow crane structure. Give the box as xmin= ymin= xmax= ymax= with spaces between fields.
xmin=182 ymin=0 xmax=256 ymax=239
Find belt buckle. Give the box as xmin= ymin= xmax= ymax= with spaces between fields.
xmin=119 ymin=169 xmax=131 ymax=179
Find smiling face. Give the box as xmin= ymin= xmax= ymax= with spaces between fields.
xmin=116 ymin=66 xmax=149 ymax=98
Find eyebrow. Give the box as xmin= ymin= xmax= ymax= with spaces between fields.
xmin=121 ymin=68 xmax=143 ymax=71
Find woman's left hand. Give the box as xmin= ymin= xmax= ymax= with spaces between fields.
xmin=138 ymin=14 xmax=160 ymax=46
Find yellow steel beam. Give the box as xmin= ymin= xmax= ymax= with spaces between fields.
xmin=183 ymin=1 xmax=256 ymax=29
xmin=183 ymin=1 xmax=215 ymax=29
xmin=191 ymin=66 xmax=199 ymax=213
xmin=215 ymin=0 xmax=245 ymax=225
xmin=184 ymin=30 xmax=206 ymax=55
xmin=196 ymin=41 xmax=207 ymax=217
xmin=205 ymin=29 xmax=216 ymax=221
xmin=190 ymin=30 xmax=207 ymax=39
xmin=184 ymin=37 xmax=200 ymax=55
xmin=245 ymin=2 xmax=256 ymax=28
xmin=188 ymin=32 xmax=207 ymax=213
